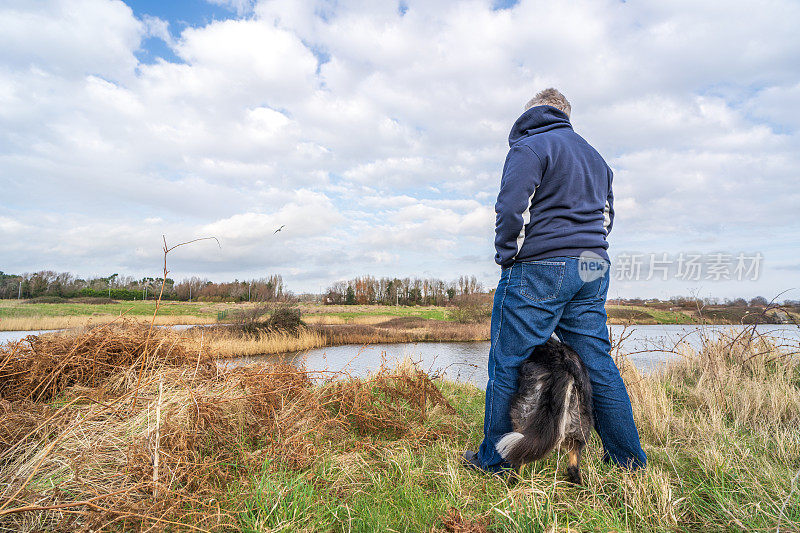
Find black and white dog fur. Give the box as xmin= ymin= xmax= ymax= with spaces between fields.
xmin=496 ymin=337 xmax=594 ymax=484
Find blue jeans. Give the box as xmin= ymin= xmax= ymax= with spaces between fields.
xmin=477 ymin=257 xmax=647 ymax=472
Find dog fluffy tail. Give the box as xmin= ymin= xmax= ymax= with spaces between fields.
xmin=496 ymin=373 xmax=574 ymax=466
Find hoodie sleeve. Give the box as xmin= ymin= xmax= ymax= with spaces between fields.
xmin=494 ymin=145 xmax=544 ymax=268
xmin=603 ymin=166 xmax=615 ymax=236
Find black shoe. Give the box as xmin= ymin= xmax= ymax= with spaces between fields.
xmin=461 ymin=450 xmax=483 ymax=471
xmin=461 ymin=451 xmax=519 ymax=485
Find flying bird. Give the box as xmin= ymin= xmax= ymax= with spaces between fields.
xmin=273 ymin=225 xmax=285 ymax=234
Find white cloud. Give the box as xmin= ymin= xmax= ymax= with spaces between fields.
xmin=0 ymin=0 xmax=142 ymax=81
xmin=201 ymin=189 xmax=343 ymax=243
xmin=141 ymin=15 xmax=173 ymax=47
xmin=0 ymin=0 xmax=798 ymax=297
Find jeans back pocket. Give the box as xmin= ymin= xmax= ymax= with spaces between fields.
xmin=594 ymin=270 xmax=609 ymax=299
xmin=520 ymin=261 xmax=565 ymax=302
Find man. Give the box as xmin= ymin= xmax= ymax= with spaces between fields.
xmin=463 ymin=88 xmax=647 ymax=475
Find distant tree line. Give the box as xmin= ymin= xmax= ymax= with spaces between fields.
xmin=3 ymin=269 xmax=795 ymax=309
xmin=323 ymin=275 xmax=485 ymax=306
xmin=606 ymin=295 xmax=779 ymax=308
xmin=0 ymin=270 xmax=287 ymax=302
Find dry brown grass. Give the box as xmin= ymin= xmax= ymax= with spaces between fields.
xmin=626 ymin=328 xmax=800 ymax=447
xmin=0 ymin=323 xmax=462 ymax=532
xmin=1 ymin=321 xmax=797 ymax=531
xmin=433 ymin=507 xmax=489 ymax=533
xmin=192 ymin=326 xmax=328 ymax=357
xmin=0 ymin=315 xmax=216 ymax=332
xmin=302 ymin=314 xmax=394 ymax=325
xmin=297 ymin=304 xmax=443 ymax=316
xmin=0 ymin=322 xmax=206 ymax=402
xmin=601 ymin=328 xmax=800 ymax=529
xmin=186 ymin=318 xmax=490 ymax=359
xmin=313 ymin=318 xmax=489 ymax=346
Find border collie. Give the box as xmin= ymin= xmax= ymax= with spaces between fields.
xmin=495 ymin=337 xmax=594 ymax=484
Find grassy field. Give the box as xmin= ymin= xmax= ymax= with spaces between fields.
xmin=0 ymin=300 xmax=454 ymax=331
xmin=0 ymin=299 xmax=217 ymax=317
xmin=2 ymin=298 xmax=786 ymax=332
xmin=298 ymin=303 xmax=452 ymax=321
xmin=0 ymin=323 xmax=797 ymax=531
xmin=0 ymin=299 xmax=219 ymax=331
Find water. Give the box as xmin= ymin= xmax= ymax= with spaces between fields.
xmin=222 ymin=324 xmax=800 ymax=389
xmin=4 ymin=324 xmax=798 ymax=389
xmin=0 ymin=329 xmax=58 ymax=343
xmin=0 ymin=323 xmax=206 ymax=344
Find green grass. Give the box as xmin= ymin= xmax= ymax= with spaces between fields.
xmin=224 ymin=372 xmax=800 ymax=532
xmin=0 ymin=301 xmax=454 ymax=331
xmin=0 ymin=300 xmax=451 ymax=321
xmin=643 ymin=308 xmax=696 ymax=324
xmin=0 ymin=299 xmax=215 ymax=318
xmin=0 ymin=299 xmax=771 ymax=330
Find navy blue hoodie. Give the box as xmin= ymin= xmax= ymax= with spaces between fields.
xmin=494 ymin=105 xmax=614 ymax=267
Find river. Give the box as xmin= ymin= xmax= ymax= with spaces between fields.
xmin=221 ymin=324 xmax=800 ymax=389
xmin=3 ymin=324 xmax=798 ymax=389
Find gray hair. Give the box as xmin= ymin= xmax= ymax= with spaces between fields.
xmin=525 ymin=88 xmax=571 ymax=117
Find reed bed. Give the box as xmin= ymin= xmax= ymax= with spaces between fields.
xmin=0 ymin=315 xmax=216 ymax=332
xmin=302 ymin=315 xmax=395 ymax=326
xmin=188 ymin=317 xmax=490 ymax=359
xmin=196 ymin=327 xmax=329 ymax=357
xmin=313 ymin=318 xmax=489 ymax=345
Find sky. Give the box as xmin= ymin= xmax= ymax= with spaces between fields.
xmin=0 ymin=0 xmax=799 ymax=300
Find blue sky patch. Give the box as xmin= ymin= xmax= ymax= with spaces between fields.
xmin=126 ymin=0 xmax=239 ymax=64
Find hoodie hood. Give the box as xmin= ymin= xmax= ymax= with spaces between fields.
xmin=508 ymin=105 xmax=572 ymax=146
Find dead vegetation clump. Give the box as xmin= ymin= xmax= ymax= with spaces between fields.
xmin=0 ymin=400 xmax=64 ymax=453
xmin=22 ymin=297 xmax=117 ymax=305
xmin=606 ymin=307 xmax=655 ymax=323
xmin=21 ymin=296 xmax=69 ymax=304
xmin=448 ymin=294 xmax=493 ymax=324
xmin=0 ymin=321 xmax=205 ymax=402
xmin=435 ymin=507 xmax=489 ymax=533
xmin=661 ymin=328 xmax=800 ymax=429
xmin=322 ymin=363 xmax=457 ymax=441
xmin=226 ymin=304 xmax=304 ymax=335
xmin=311 ymin=319 xmax=489 ymax=347
xmin=621 ymin=327 xmax=800 ymax=440
xmin=0 ymin=324 xmax=463 ymax=531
